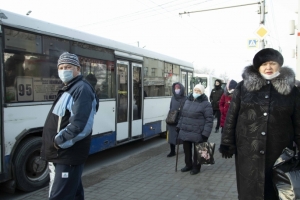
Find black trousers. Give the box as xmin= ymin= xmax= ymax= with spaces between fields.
xmin=213 ymin=110 xmax=221 ymax=130
xmin=183 ymin=141 xmax=201 ymax=170
xmin=49 ymin=163 xmax=84 ymax=200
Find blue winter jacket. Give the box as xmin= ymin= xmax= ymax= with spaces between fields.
xmin=177 ymin=93 xmax=213 ymax=143
xmin=41 ymin=75 xmax=99 ymax=165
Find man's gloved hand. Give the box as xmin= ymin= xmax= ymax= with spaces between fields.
xmin=221 ymin=152 xmax=233 ymax=159
xmin=202 ymin=135 xmax=208 ymax=142
xmin=176 ymin=127 xmax=180 ymax=133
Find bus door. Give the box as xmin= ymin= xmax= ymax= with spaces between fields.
xmin=116 ymin=60 xmax=143 ymax=142
xmin=181 ymin=70 xmax=193 ymax=96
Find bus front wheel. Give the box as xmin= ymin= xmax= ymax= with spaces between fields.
xmin=13 ymin=137 xmax=49 ymax=192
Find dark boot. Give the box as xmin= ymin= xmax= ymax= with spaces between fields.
xmin=181 ymin=166 xmax=192 ymax=172
xmin=190 ymin=165 xmax=201 ymax=175
xmin=167 ymin=144 xmax=176 ymax=157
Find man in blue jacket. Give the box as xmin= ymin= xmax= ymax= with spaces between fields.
xmin=41 ymin=52 xmax=99 ymax=200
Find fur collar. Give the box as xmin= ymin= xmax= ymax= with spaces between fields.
xmin=242 ymin=65 xmax=295 ymax=95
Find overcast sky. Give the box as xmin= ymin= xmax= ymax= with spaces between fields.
xmin=0 ymin=0 xmax=298 ymax=81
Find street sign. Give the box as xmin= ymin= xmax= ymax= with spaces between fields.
xmin=255 ymin=24 xmax=269 ymax=39
xmin=248 ymin=39 xmax=258 ymax=48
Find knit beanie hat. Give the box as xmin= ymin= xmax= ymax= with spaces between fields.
xmin=253 ymin=48 xmax=283 ymax=70
xmin=57 ymin=52 xmax=81 ymax=68
xmin=194 ymin=84 xmax=205 ymax=93
xmin=228 ymin=80 xmax=237 ymax=90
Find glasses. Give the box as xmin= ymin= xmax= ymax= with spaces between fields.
xmin=58 ymin=64 xmax=75 ymax=70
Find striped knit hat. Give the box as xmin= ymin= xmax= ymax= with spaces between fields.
xmin=57 ymin=52 xmax=81 ymax=68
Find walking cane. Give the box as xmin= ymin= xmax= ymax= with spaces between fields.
xmin=175 ymin=131 xmax=179 ymax=172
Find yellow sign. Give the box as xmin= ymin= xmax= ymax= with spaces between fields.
xmin=255 ymin=24 xmax=269 ymax=39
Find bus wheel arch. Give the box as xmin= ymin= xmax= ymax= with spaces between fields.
xmin=13 ymin=136 xmax=49 ymax=192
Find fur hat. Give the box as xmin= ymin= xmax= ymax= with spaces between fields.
xmin=194 ymin=84 xmax=205 ymax=93
xmin=57 ymin=52 xmax=81 ymax=68
xmin=253 ymin=48 xmax=283 ymax=70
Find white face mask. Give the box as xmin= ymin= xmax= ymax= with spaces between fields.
xmin=58 ymin=70 xmax=74 ymax=83
xmin=260 ymin=71 xmax=280 ymax=80
xmin=175 ymin=89 xmax=180 ymax=94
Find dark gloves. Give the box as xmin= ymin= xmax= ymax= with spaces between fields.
xmin=219 ymin=144 xmax=234 ymax=159
xmin=176 ymin=127 xmax=180 ymax=133
xmin=202 ymin=135 xmax=208 ymax=142
xmin=221 ymin=152 xmax=233 ymax=159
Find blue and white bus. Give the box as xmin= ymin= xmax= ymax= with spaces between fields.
xmin=0 ymin=9 xmax=194 ymax=192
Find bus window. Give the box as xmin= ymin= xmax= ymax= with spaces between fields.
xmin=164 ymin=62 xmax=180 ymax=96
xmin=81 ymin=57 xmax=115 ymax=99
xmin=4 ymin=28 xmax=42 ymax=54
xmin=4 ymin=53 xmax=61 ymax=103
xmin=143 ymin=58 xmax=165 ymax=97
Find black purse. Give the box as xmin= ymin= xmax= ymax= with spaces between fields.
xmin=272 ymin=147 xmax=300 ymax=200
xmin=166 ymin=100 xmax=183 ymax=125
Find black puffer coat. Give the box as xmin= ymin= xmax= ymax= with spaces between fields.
xmin=210 ymin=81 xmax=224 ymax=110
xmin=177 ymin=93 xmax=213 ymax=142
xmin=220 ymin=66 xmax=300 ymax=200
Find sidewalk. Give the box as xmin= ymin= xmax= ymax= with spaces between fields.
xmin=21 ymin=129 xmax=238 ymax=200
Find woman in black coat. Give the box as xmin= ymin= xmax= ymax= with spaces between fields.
xmin=166 ymin=82 xmax=186 ymax=157
xmin=219 ymin=48 xmax=300 ymax=200
xmin=177 ymin=84 xmax=213 ymax=175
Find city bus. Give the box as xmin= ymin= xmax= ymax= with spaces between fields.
xmin=191 ymin=74 xmax=225 ymax=98
xmin=0 ymin=9 xmax=194 ymax=192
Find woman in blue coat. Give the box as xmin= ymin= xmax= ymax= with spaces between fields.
xmin=166 ymin=82 xmax=186 ymax=157
xmin=177 ymin=84 xmax=213 ymax=175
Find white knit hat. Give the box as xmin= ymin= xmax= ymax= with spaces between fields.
xmin=194 ymin=84 xmax=205 ymax=93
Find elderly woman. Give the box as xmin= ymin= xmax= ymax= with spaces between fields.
xmin=219 ymin=48 xmax=300 ymax=199
xmin=176 ymin=84 xmax=213 ymax=175
xmin=166 ymin=82 xmax=186 ymax=157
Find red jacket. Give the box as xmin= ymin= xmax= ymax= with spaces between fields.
xmin=219 ymin=94 xmax=232 ymax=127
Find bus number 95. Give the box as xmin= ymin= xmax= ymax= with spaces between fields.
xmin=19 ymin=84 xmax=32 ymax=96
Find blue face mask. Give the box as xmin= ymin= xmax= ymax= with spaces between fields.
xmin=58 ymin=70 xmax=74 ymax=83
xmin=175 ymin=89 xmax=180 ymax=94
xmin=193 ymin=93 xmax=201 ymax=99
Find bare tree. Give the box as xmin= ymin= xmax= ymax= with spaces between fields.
xmin=194 ymin=67 xmax=215 ymax=75
xmin=219 ymin=72 xmax=229 ymax=83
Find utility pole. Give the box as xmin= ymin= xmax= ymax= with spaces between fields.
xmin=296 ymin=0 xmax=300 ymax=80
xmin=259 ymin=1 xmax=266 ymax=49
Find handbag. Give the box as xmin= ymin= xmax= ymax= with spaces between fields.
xmin=272 ymin=147 xmax=300 ymax=200
xmin=195 ymin=142 xmax=215 ymax=165
xmin=165 ymin=100 xmax=184 ymax=125
xmin=166 ymin=109 xmax=180 ymax=125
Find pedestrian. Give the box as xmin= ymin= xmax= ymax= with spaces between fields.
xmin=41 ymin=52 xmax=99 ymax=200
xmin=219 ymin=79 xmax=237 ymax=133
xmin=176 ymin=84 xmax=213 ymax=175
xmin=219 ymin=48 xmax=300 ymax=200
xmin=166 ymin=82 xmax=186 ymax=157
xmin=209 ymin=79 xmax=224 ymax=133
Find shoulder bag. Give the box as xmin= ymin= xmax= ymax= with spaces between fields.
xmin=165 ymin=99 xmax=184 ymax=125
